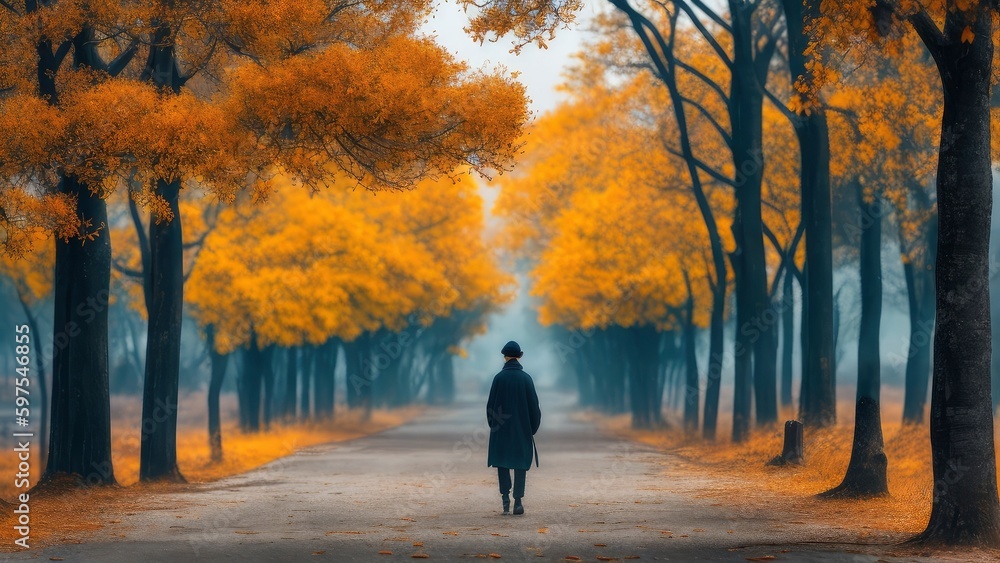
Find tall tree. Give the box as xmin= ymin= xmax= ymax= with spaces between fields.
xmin=817 ymin=0 xmax=1000 ymax=544
xmin=781 ymin=0 xmax=837 ymax=429
xmin=821 ymin=182 xmax=887 ymax=498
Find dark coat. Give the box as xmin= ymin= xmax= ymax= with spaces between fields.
xmin=486 ymin=359 xmax=541 ymax=470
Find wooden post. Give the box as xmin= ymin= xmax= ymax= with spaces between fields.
xmin=767 ymin=420 xmax=804 ymax=466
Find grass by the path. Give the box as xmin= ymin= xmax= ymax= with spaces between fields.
xmin=0 ymin=394 xmax=423 ymax=550
xmin=111 ymin=406 xmax=424 ymax=488
xmin=588 ymin=389 xmax=1000 ymax=549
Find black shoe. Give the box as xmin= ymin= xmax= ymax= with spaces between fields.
xmin=502 ymin=494 xmax=510 ymax=514
xmin=513 ymin=498 xmax=523 ymax=515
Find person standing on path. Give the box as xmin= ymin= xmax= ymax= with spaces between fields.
xmin=486 ymin=340 xmax=541 ymax=515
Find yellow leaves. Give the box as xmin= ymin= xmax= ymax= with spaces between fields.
xmin=497 ymin=40 xmax=738 ymax=332
xmin=0 ymin=0 xmax=528 ymax=263
xmin=460 ymin=0 xmax=583 ymax=53
xmin=953 ymin=0 xmax=975 ymax=13
xmin=529 ymin=179 xmax=701 ymax=331
xmin=961 ymin=25 xmax=976 ymax=44
xmin=0 ymin=229 xmax=54 ymax=305
xmin=786 ymin=94 xmax=809 ymax=117
xmin=227 ymin=36 xmax=528 ymax=191
xmin=189 ymin=173 xmax=509 ymax=352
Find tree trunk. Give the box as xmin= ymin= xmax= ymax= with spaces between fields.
xmin=822 ymin=184 xmax=887 ymax=498
xmin=781 ymin=268 xmax=795 ymax=407
xmin=913 ymin=9 xmax=1000 ymax=544
xmin=241 ymin=337 xmax=263 ymax=432
xmin=314 ymin=339 xmax=338 ymax=417
xmin=206 ymin=327 xmax=228 ymax=462
xmin=236 ymin=348 xmax=250 ymax=430
xmin=326 ymin=339 xmax=339 ymax=417
xmin=299 ymin=346 xmax=313 ymax=420
xmin=702 ymin=280 xmax=726 ymax=439
xmin=903 ymin=201 xmax=937 ymax=424
xmin=42 ymin=30 xmax=117 ymax=487
xmin=682 ymin=273 xmax=699 ymax=433
xmin=43 ymin=174 xmax=116 ymax=486
xmin=261 ymin=345 xmax=276 ymax=430
xmin=782 ymin=0 xmax=836 ymax=429
xmin=139 ymin=178 xmax=184 ymax=483
xmin=284 ymin=347 xmax=297 ymax=420
xmin=994 ymin=230 xmax=1000 ymax=413
xmin=754 ymin=294 xmax=779 ymax=427
xmin=626 ymin=326 xmax=653 ymax=429
xmin=137 ymin=21 xmax=187 ymax=482
xmin=731 ymin=248 xmax=753 ymax=443
xmin=347 ymin=334 xmax=373 ymax=417
xmin=346 ymin=338 xmax=361 ymax=409
xmin=729 ymin=0 xmax=770 ymax=440
xmin=18 ymin=297 xmax=48 ymax=472
xmin=436 ymin=353 xmax=456 ymax=405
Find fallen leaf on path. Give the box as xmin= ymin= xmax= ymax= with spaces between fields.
xmin=537 ymin=528 xmax=548 ymax=534
xmin=491 ymin=533 xmax=509 ymax=537
xmin=401 ymin=518 xmax=416 ymax=522
xmin=745 ymin=557 xmax=776 ymax=561
xmin=412 ymin=554 xmax=430 ymax=559
xmin=596 ymin=557 xmax=616 ymax=561
xmin=563 ymin=557 xmax=582 ymax=561
xmin=312 ymin=551 xmax=326 ymax=555
xmin=378 ymin=551 xmax=393 ymax=555
xmin=49 ymin=558 xmax=64 ymax=561
xmin=413 ymin=542 xmax=424 ymax=547
xmin=594 ymin=543 xmax=607 ymax=547
xmin=443 ymin=531 xmax=459 ymax=536
xmin=679 ymin=534 xmax=689 ymax=538
xmin=727 ymin=530 xmax=734 ymax=534
xmin=489 ymin=554 xmax=502 ymax=559
xmin=568 ymin=504 xmax=579 ymax=507
xmin=693 ymin=528 xmax=705 ymax=532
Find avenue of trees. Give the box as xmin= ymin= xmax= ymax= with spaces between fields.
xmin=0 ymin=0 xmax=526 ymax=484
xmin=486 ymin=0 xmax=1000 ymax=548
xmin=1 ymin=0 xmax=999 ymax=550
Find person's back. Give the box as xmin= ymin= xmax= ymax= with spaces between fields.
xmin=486 ymin=340 xmax=541 ymax=515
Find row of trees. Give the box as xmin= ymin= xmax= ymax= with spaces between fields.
xmin=485 ymin=0 xmax=1000 ymax=547
xmin=186 ymin=177 xmax=510 ymax=460
xmin=0 ymin=0 xmax=528 ymax=485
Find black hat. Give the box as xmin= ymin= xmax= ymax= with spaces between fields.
xmin=501 ymin=340 xmax=522 ymax=356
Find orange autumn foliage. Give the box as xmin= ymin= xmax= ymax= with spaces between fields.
xmin=0 ymin=1 xmax=530 ymax=255
xmin=187 ymin=174 xmax=513 ymax=353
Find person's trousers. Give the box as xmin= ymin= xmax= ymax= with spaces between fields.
xmin=497 ymin=467 xmax=526 ymax=499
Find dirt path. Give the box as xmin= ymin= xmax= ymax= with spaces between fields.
xmin=6 ymin=392 xmax=980 ymax=561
